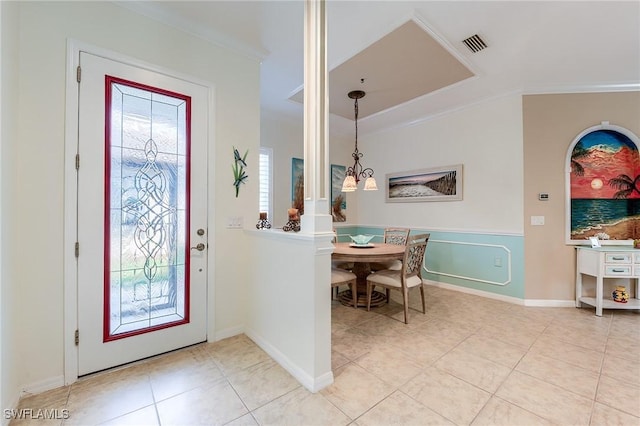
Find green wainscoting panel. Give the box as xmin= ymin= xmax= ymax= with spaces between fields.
xmin=339 ymin=226 xmax=524 ymax=299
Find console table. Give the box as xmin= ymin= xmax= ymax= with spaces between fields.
xmin=575 ymin=246 xmax=640 ymax=316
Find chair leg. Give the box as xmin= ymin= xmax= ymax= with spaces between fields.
xmin=366 ymin=282 xmax=372 ymax=311
xmin=402 ymin=287 xmax=409 ymax=324
xmin=386 ymin=288 xmax=390 ymax=303
xmin=420 ymin=284 xmax=426 ymax=314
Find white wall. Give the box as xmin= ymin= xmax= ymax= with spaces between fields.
xmin=245 ymin=230 xmax=334 ymax=392
xmin=7 ymin=1 xmax=260 ymax=395
xmin=1 ymin=0 xmax=21 ymax=416
xmin=262 ymin=94 xmax=524 ymax=234
xmin=261 ymin=111 xmax=359 ymax=228
xmin=357 ymin=94 xmax=524 ymax=233
xmin=261 ymin=111 xmax=304 ymax=228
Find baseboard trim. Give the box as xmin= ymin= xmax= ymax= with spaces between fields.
xmin=424 ymin=280 xmax=524 ymax=305
xmin=211 ymin=325 xmax=244 ymax=342
xmin=424 ymin=280 xmax=576 ymax=308
xmin=244 ymin=328 xmax=333 ymax=393
xmin=524 ymin=299 xmax=576 ymax=308
xmin=21 ymin=375 xmax=65 ymax=398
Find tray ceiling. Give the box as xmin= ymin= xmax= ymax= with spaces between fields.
xmin=289 ymin=20 xmax=475 ymax=120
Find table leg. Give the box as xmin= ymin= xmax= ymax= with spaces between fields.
xmin=575 ymin=272 xmax=582 ymax=308
xmin=338 ymin=262 xmax=386 ymax=308
xmin=352 ymin=262 xmax=371 ymax=291
xmin=595 ymin=276 xmax=603 ymax=317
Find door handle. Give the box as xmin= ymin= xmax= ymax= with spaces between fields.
xmin=191 ymin=243 xmax=206 ymax=251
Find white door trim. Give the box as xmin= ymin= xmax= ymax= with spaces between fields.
xmin=63 ymin=39 xmax=216 ymax=384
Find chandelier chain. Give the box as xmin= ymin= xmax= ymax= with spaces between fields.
xmin=354 ymin=98 xmax=359 ymax=152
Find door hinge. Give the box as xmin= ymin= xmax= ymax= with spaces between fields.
xmin=75 ymin=154 xmax=80 ymax=170
xmin=76 ymin=66 xmax=81 ymax=83
xmin=75 ymin=242 xmax=79 ymax=258
xmin=74 ymin=329 xmax=79 ymax=345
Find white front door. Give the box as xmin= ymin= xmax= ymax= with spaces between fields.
xmin=76 ymin=52 xmax=208 ymax=375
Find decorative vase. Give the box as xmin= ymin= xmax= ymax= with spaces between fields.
xmin=612 ymin=286 xmax=629 ymax=303
xmin=283 ymin=219 xmax=300 ymax=232
xmin=283 ymin=208 xmax=300 ymax=232
xmin=256 ymin=212 xmax=271 ymax=230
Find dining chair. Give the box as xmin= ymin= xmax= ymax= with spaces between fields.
xmin=331 ymin=268 xmax=358 ymax=308
xmin=366 ymin=233 xmax=430 ymax=323
xmin=370 ymin=227 xmax=410 ymax=272
xmin=332 ymin=228 xmax=353 ymax=272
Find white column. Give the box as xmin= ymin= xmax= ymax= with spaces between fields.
xmin=300 ymin=0 xmax=332 ymax=235
xmin=243 ymin=0 xmax=334 ymax=394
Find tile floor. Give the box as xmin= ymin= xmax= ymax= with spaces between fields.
xmin=11 ymin=286 xmax=640 ymax=426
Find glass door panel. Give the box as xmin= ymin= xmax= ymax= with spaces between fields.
xmin=105 ymin=77 xmax=191 ymax=341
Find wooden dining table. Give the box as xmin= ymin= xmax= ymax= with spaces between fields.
xmin=332 ymin=242 xmax=406 ymax=307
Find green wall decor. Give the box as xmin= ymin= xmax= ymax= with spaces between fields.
xmin=232 ymin=147 xmax=248 ymax=197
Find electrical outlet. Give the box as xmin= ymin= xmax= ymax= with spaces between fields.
xmin=494 ymin=257 xmax=502 ymax=267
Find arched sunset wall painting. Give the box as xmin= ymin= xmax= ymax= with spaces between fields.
xmin=568 ymin=128 xmax=640 ymax=242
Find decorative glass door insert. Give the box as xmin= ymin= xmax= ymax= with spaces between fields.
xmin=105 ymin=76 xmax=191 ymax=341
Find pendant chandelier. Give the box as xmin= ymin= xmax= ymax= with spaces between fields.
xmin=341 ymin=90 xmax=377 ymax=192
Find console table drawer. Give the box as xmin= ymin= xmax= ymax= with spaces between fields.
xmin=605 ymin=253 xmax=633 ymax=264
xmin=635 ymin=253 xmax=640 ymax=263
xmin=605 ymin=265 xmax=632 ymax=276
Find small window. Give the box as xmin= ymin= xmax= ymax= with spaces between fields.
xmin=259 ymin=147 xmax=273 ymax=222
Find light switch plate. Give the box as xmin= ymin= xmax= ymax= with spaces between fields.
xmin=531 ymin=215 xmax=545 ymax=226
xmin=227 ymin=216 xmax=244 ymax=229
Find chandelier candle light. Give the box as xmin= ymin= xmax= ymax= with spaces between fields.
xmin=341 ymin=90 xmax=378 ymax=192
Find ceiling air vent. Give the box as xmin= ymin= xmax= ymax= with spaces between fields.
xmin=462 ymin=34 xmax=487 ymax=53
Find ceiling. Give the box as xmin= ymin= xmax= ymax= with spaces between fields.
xmin=118 ymin=1 xmax=640 ymax=137
xmin=289 ymin=19 xmax=476 ymax=120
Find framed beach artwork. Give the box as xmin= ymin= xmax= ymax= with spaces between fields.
xmin=566 ymin=124 xmax=640 ymax=244
xmin=385 ymin=164 xmax=463 ymax=203
xmin=331 ymin=164 xmax=347 ymax=222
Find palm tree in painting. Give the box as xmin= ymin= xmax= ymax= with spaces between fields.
xmin=609 ymin=174 xmax=640 ymax=198
xmin=570 ymin=141 xmax=589 ymax=176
